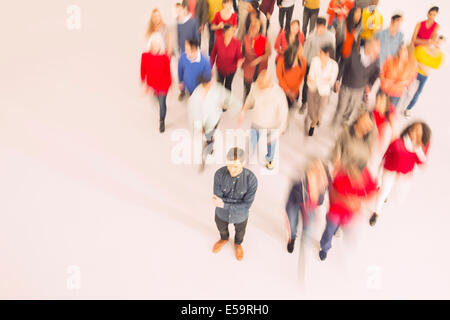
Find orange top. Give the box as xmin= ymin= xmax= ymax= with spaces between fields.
xmin=276 ymin=55 xmax=307 ymax=95
xmin=327 ymin=0 xmax=354 ymax=26
xmin=341 ymin=28 xmax=355 ymax=59
xmin=380 ymin=55 xmax=417 ymax=97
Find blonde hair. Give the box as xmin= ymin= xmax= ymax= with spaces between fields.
xmin=146 ymin=8 xmax=165 ymax=38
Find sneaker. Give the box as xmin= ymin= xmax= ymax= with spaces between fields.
xmin=287 ymin=239 xmax=295 ymax=253
xmin=298 ymin=102 xmax=307 ymax=114
xmin=266 ymin=161 xmax=274 ymax=170
xmin=369 ymin=212 xmax=378 ymax=227
xmin=159 ymin=120 xmax=165 ymax=133
xmin=308 ymin=126 xmax=315 ymax=136
xmin=319 ymin=250 xmax=327 ymax=261
xmin=403 ymin=109 xmax=411 ymax=118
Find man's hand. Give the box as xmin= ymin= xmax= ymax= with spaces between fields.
xmin=213 ymin=195 xmax=224 ymax=208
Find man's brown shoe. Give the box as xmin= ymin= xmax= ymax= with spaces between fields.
xmin=234 ymin=244 xmax=244 ymax=261
xmin=212 ymin=240 xmax=228 ymax=253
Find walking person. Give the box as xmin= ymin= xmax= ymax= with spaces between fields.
xmin=242 ymin=19 xmax=272 ymax=100
xmin=306 ymin=44 xmax=339 ymax=136
xmin=336 ymin=6 xmax=362 ymax=64
xmin=274 ymin=19 xmax=305 ymax=63
xmin=239 ymin=71 xmax=289 ymax=170
xmin=360 ymin=0 xmax=382 ymax=47
xmin=300 ymin=17 xmax=336 ymax=113
xmin=276 ymin=43 xmax=307 ymax=110
xmin=404 ymin=35 xmax=445 ymax=118
xmin=194 ymin=0 xmax=210 ymax=36
xmin=302 ymin=0 xmax=321 ymax=36
xmin=371 ymin=90 xmax=396 ymax=152
xmin=178 ymin=39 xmax=212 ymax=99
xmin=176 ymin=2 xmax=201 ymax=55
xmin=333 ymin=37 xmax=380 ymax=125
xmin=207 ymin=0 xmax=224 ymax=55
xmin=277 ymin=0 xmax=295 ymax=31
xmin=210 ymin=24 xmax=243 ymax=110
xmin=237 ymin=0 xmax=254 ymax=39
xmin=369 ymin=121 xmax=431 ymax=226
xmin=326 ymin=0 xmax=353 ymax=31
xmin=285 ymin=159 xmax=329 ymax=253
xmin=379 ymin=44 xmax=417 ymax=107
xmin=212 ymin=147 xmax=258 ymax=261
xmin=244 ymin=1 xmax=268 ymax=36
xmin=374 ymin=13 xmax=404 ymax=67
xmin=211 ymin=0 xmax=238 ymax=43
xmin=140 ymin=33 xmax=172 ymax=133
xmin=411 ymin=6 xmax=440 ymax=47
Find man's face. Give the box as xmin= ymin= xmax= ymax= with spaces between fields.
xmin=316 ymin=24 xmax=325 ymax=35
xmin=185 ymin=42 xmax=197 ymax=60
xmin=227 ymin=160 xmax=244 ymax=177
xmin=391 ymin=18 xmax=403 ymax=33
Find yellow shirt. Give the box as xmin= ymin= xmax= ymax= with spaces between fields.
xmin=304 ymin=0 xmax=320 ymax=9
xmin=208 ymin=0 xmax=223 ymax=23
xmin=415 ymin=45 xmax=444 ymax=75
xmin=361 ymin=9 xmax=383 ymax=40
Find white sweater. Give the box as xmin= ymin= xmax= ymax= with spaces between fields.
xmin=307 ymin=56 xmax=339 ymax=96
xmin=244 ymin=83 xmax=289 ymax=132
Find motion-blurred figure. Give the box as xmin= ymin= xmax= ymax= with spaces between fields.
xmin=285 ymin=159 xmax=329 ymax=253
xmin=212 ymin=148 xmax=258 ymax=261
xmin=239 ymin=70 xmax=289 ymax=170
xmin=145 ymin=8 xmax=173 ymax=56
xmin=140 ymin=33 xmax=172 ymax=133
xmin=374 ymin=13 xmax=404 ymax=67
xmin=370 ymin=121 xmax=431 ymax=226
xmin=411 ymin=6 xmax=440 ymax=47
xmin=360 ymin=0 xmax=382 ymax=47
xmin=274 ymin=20 xmax=305 ymax=63
xmin=303 ymin=0 xmax=321 ymax=35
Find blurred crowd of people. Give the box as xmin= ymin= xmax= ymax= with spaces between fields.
xmin=140 ymin=0 xmax=442 ymax=262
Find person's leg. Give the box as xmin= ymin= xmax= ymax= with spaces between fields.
xmin=301 ymin=65 xmax=310 ymax=105
xmin=208 ymin=23 xmax=215 ymax=56
xmin=286 ymin=204 xmax=300 ymax=241
xmin=224 ymin=72 xmax=235 ymax=92
xmin=266 ymin=129 xmax=276 ymax=163
xmin=157 ymin=94 xmax=167 ymax=122
xmin=309 ymin=8 xmax=319 ymax=34
xmin=234 ymin=218 xmax=248 ymax=245
xmin=375 ymin=170 xmax=397 ymax=215
xmin=302 ymin=7 xmax=311 ymax=35
xmin=279 ymin=7 xmax=286 ymax=29
xmin=406 ymin=73 xmax=428 ymax=111
xmin=319 ymin=217 xmax=340 ymax=253
xmin=203 ymin=126 xmax=218 ymax=160
xmin=250 ymin=127 xmax=260 ymax=156
xmin=343 ymin=87 xmax=364 ymax=124
xmin=217 ymin=70 xmax=225 ymax=86
xmin=285 ymin=5 xmax=295 ymax=30
xmin=215 ymin=214 xmax=230 ymax=240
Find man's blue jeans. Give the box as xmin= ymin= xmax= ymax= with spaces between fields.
xmin=319 ymin=218 xmax=340 ymax=253
xmin=250 ymin=127 xmax=276 ymax=163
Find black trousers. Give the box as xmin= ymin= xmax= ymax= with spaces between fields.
xmin=302 ymin=7 xmax=319 ymax=35
xmin=215 ymin=215 xmax=248 ymax=245
xmin=301 ymin=64 xmax=311 ymax=104
xmin=279 ymin=5 xmax=294 ymax=30
xmin=217 ymin=71 xmax=236 ymax=91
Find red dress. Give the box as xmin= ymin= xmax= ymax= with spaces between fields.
xmin=140 ymin=53 xmax=172 ymax=95
xmin=212 ymin=11 xmax=238 ymax=38
xmin=383 ymin=138 xmax=428 ymax=174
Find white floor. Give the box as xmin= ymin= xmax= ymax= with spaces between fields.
xmin=1 ymin=0 xmax=450 ymax=299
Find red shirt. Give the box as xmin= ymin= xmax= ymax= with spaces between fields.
xmin=328 ymin=168 xmax=378 ymax=225
xmin=383 ymin=138 xmax=428 ymax=174
xmin=417 ymin=20 xmax=438 ymax=43
xmin=212 ymin=11 xmax=238 ymax=38
xmin=274 ymin=29 xmax=305 ymax=62
xmin=210 ymin=34 xmax=242 ymax=76
xmin=140 ymin=53 xmax=172 ymax=95
xmin=373 ymin=103 xmax=395 ymax=135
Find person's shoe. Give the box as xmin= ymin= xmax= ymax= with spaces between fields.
xmin=234 ymin=244 xmax=244 ymax=261
xmin=308 ymin=126 xmax=315 ymax=136
xmin=159 ymin=120 xmax=165 ymax=133
xmin=287 ymin=239 xmax=296 ymax=253
xmin=222 ymin=105 xmax=228 ymax=112
xmin=317 ymin=121 xmax=320 ymax=127
xmin=266 ymin=161 xmax=274 ymax=170
xmin=403 ymin=109 xmax=411 ymax=118
xmin=298 ymin=102 xmax=307 ymax=114
xmin=212 ymin=239 xmax=228 ymax=253
xmin=178 ymin=91 xmax=186 ymax=101
xmin=319 ymin=250 xmax=327 ymax=261
xmin=369 ymin=213 xmax=378 ymax=227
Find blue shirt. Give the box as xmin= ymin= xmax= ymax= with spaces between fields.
xmin=375 ymin=28 xmax=404 ymax=67
xmin=178 ymin=53 xmax=212 ymax=95
xmin=214 ymin=166 xmax=258 ymax=224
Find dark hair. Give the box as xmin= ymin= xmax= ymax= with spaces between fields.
xmin=285 ymin=20 xmax=300 ymax=44
xmin=316 ymin=17 xmax=327 ymax=26
xmin=391 ymin=14 xmax=403 ymax=22
xmin=400 ymin=122 xmax=432 ymax=146
xmin=346 ymin=7 xmax=362 ymax=31
xmin=283 ymin=43 xmax=302 ymax=70
xmin=428 ymin=6 xmax=439 ymax=14
xmin=179 ymin=0 xmax=189 ymax=9
xmin=223 ymin=23 xmax=232 ymax=32
xmin=320 ymin=44 xmax=335 ymax=60
xmin=227 ymin=147 xmax=245 ymax=162
xmin=186 ymin=38 xmax=200 ymax=49
xmin=250 ymin=0 xmax=259 ymax=11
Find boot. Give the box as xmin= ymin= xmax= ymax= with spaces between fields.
xmin=159 ymin=120 xmax=165 ymax=133
xmin=308 ymin=126 xmax=315 ymax=136
xmin=287 ymin=238 xmax=295 ymax=253
xmin=212 ymin=239 xmax=228 ymax=253
xmin=234 ymin=244 xmax=244 ymax=261
xmin=369 ymin=212 xmax=378 ymax=227
xmin=319 ymin=250 xmax=327 ymax=261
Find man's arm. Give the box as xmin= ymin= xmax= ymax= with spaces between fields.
xmin=223 ymin=174 xmax=258 ymax=212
